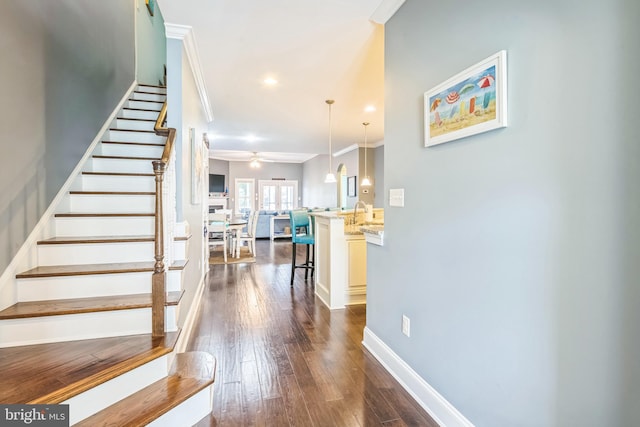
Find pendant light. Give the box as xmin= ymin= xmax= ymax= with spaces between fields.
xmin=361 ymin=122 xmax=371 ymax=186
xmin=324 ymin=100 xmax=337 ymax=183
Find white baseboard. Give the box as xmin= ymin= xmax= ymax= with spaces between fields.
xmin=175 ymin=271 xmax=207 ymax=354
xmin=362 ymin=327 xmax=475 ymax=427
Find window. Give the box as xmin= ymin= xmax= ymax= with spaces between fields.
xmin=258 ymin=180 xmax=298 ymax=211
xmin=235 ymin=178 xmax=255 ymax=215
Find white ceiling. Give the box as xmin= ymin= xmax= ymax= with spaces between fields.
xmin=156 ymin=0 xmax=389 ymax=163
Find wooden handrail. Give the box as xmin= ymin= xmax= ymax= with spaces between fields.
xmin=151 ymin=100 xmax=175 ymax=337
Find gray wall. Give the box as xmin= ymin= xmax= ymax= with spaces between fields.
xmin=166 ymin=33 xmax=210 ymax=327
xmin=135 ymin=0 xmax=166 ymax=85
xmin=369 ymin=0 xmax=640 ymax=426
xmin=302 ymin=155 xmax=336 ymax=208
xmin=373 ymin=145 xmax=384 ymax=207
xmin=228 ymin=161 xmax=303 ymax=210
xmin=0 ymin=0 xmax=134 ymax=274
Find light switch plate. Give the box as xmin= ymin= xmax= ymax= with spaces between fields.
xmin=389 ymin=188 xmax=404 ymax=207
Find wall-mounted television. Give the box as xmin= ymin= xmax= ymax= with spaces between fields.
xmin=209 ymin=174 xmax=225 ymax=193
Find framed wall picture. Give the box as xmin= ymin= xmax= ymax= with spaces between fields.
xmin=191 ymin=128 xmax=206 ymax=205
xmin=347 ymin=176 xmax=356 ymax=197
xmin=425 ymin=50 xmax=507 ymax=147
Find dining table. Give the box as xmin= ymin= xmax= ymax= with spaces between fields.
xmin=213 ymin=218 xmax=247 ymax=258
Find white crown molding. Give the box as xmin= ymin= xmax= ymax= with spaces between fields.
xmin=165 ymin=23 xmax=214 ymax=122
xmin=333 ymin=144 xmax=359 ymax=158
xmin=362 ymin=327 xmax=475 ymax=427
xmin=370 ymin=0 xmax=406 ymax=24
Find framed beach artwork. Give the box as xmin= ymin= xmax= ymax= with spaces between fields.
xmin=424 ymin=50 xmax=507 ymax=147
xmin=191 ymin=128 xmax=206 ymax=205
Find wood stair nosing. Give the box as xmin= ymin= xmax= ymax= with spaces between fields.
xmin=0 ymin=290 xmax=184 ymax=320
xmin=116 ymin=117 xmax=156 ymax=122
xmin=109 ymin=128 xmax=156 ymax=134
xmin=54 ymin=213 xmax=155 ymax=218
xmin=137 ymin=83 xmax=167 ymax=89
xmin=101 ymin=140 xmax=165 ymax=147
xmin=69 ymin=191 xmax=156 ymax=196
xmin=16 ymin=260 xmax=188 ymax=279
xmin=121 ymin=107 xmax=162 ymax=113
xmin=126 ymin=99 xmax=163 ymax=105
xmin=0 ymin=330 xmax=180 ymax=404
xmin=74 ymin=352 xmax=215 ymax=427
xmin=82 ymin=171 xmax=155 ymax=177
xmin=37 ymin=234 xmax=190 ymax=245
xmin=92 ymin=154 xmax=161 ymax=161
xmin=133 ymin=91 xmax=166 ymax=96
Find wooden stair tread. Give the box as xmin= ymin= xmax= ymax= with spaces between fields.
xmin=138 ymin=83 xmax=167 ymax=89
xmin=109 ymin=128 xmax=155 ymax=133
xmin=75 ymin=352 xmax=215 ymax=427
xmin=37 ymin=235 xmax=188 ymax=244
xmin=0 ymin=291 xmax=183 ymax=320
xmin=55 ymin=212 xmax=154 ymax=217
xmin=16 ymin=260 xmax=188 ymax=278
xmin=102 ymin=140 xmax=164 ymax=146
xmin=69 ymin=191 xmax=155 ymax=195
xmin=133 ymin=90 xmax=166 ymax=96
xmin=126 ymin=99 xmax=163 ymax=104
xmin=121 ymin=108 xmax=162 ymax=113
xmin=82 ymin=171 xmax=155 ymax=177
xmin=0 ymin=331 xmax=179 ymax=404
xmin=93 ymin=155 xmax=160 ymax=161
xmin=116 ymin=117 xmax=156 ymax=122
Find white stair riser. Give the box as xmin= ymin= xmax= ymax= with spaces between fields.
xmin=136 ymin=85 xmax=167 ymax=95
xmin=38 ymin=242 xmax=153 ymax=266
xmin=131 ymin=92 xmax=165 ymax=102
xmin=37 ymin=240 xmax=186 ymax=266
xmin=100 ymin=143 xmax=164 ymax=158
xmin=90 ymin=158 xmax=156 ymax=174
xmin=0 ymin=307 xmax=178 ymax=348
xmin=55 ymin=216 xmax=155 ymax=237
xmin=81 ymin=174 xmax=155 ymax=192
xmin=17 ymin=270 xmax=183 ymax=302
xmin=126 ymin=100 xmax=163 ymax=111
xmin=121 ymin=109 xmax=159 ymax=120
xmin=108 ymin=130 xmax=165 ymax=144
xmin=65 ymin=356 xmax=169 ymax=425
xmin=115 ymin=118 xmax=156 ymax=131
xmin=69 ymin=193 xmax=155 ymax=213
xmin=148 ymin=386 xmax=214 ymax=427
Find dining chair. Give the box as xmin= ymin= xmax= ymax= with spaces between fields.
xmin=208 ymin=212 xmax=228 ymax=263
xmin=289 ymin=210 xmax=314 ymax=287
xmin=235 ymin=210 xmax=260 ymax=257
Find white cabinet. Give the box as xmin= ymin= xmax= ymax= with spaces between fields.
xmin=270 ymin=215 xmax=291 ymax=240
xmin=312 ymin=213 xmax=367 ymax=309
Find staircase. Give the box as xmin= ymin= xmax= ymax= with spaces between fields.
xmin=0 ymin=84 xmax=214 ymax=426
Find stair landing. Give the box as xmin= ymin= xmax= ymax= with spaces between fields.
xmin=0 ymin=331 xmax=179 ymax=404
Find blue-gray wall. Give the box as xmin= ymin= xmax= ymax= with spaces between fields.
xmin=135 ymin=0 xmax=166 ymax=85
xmin=373 ymin=145 xmax=384 ymax=207
xmin=0 ymin=0 xmax=134 ymax=273
xmin=369 ymin=0 xmax=640 ymax=426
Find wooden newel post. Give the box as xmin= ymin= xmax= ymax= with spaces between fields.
xmin=152 ymin=160 xmax=166 ymax=337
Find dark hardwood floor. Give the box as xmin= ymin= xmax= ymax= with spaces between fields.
xmin=189 ymin=239 xmax=438 ymax=427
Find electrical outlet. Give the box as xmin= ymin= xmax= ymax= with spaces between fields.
xmin=402 ymin=315 xmax=410 ymax=337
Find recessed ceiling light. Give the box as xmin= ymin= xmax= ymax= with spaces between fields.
xmin=263 ymin=77 xmax=278 ymax=85
xmin=245 ymin=134 xmax=259 ymax=143
xmin=364 ymin=105 xmax=376 ymax=112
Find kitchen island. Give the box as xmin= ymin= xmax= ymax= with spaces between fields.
xmin=311 ymin=209 xmax=383 ymax=310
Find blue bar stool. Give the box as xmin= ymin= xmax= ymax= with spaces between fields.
xmin=289 ymin=210 xmax=314 ymax=287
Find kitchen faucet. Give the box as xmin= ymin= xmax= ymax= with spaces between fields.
xmin=352 ymin=200 xmax=368 ymax=225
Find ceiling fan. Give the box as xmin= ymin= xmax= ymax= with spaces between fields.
xmin=248 ymin=152 xmax=275 ymax=168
